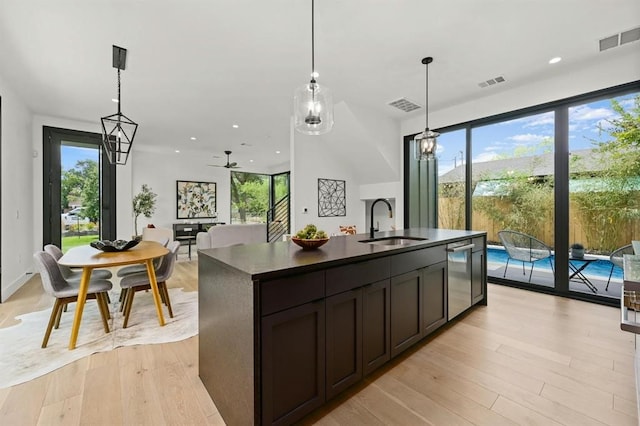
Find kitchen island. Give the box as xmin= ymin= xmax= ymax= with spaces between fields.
xmin=198 ymin=228 xmax=487 ymax=425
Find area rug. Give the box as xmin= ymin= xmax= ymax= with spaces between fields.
xmin=0 ymin=287 xmax=198 ymax=389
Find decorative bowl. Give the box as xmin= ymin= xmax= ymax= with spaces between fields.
xmin=90 ymin=239 xmax=140 ymax=252
xmin=291 ymin=237 xmax=330 ymax=250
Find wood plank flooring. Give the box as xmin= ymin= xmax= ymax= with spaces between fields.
xmin=0 ymin=260 xmax=636 ymax=425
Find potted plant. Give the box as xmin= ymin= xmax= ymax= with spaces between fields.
xmin=570 ymin=243 xmax=585 ymax=259
xmin=132 ymin=184 xmax=158 ymax=238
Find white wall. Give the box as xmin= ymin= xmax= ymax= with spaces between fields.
xmin=1 ymin=75 xmax=34 ymax=301
xmin=291 ymin=101 xmax=401 ymax=236
xmin=128 ymin=148 xmax=232 ymax=236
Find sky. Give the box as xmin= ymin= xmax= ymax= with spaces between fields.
xmin=61 ymin=145 xmax=99 ymax=171
xmin=435 ymin=92 xmax=637 ymax=176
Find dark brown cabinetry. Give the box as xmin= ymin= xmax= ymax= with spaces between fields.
xmin=326 ymin=289 xmax=362 ymax=400
xmin=261 ymin=300 xmax=326 ymax=426
xmin=390 ymin=270 xmax=423 ymax=358
xmin=362 ymin=279 xmax=391 ymax=375
xmin=198 ymin=230 xmax=487 ymax=426
xmin=472 ymin=249 xmax=485 ymax=304
xmin=422 ymin=261 xmax=448 ymax=336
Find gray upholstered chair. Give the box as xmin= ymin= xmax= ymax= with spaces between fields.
xmin=33 ymin=251 xmax=113 ymax=348
xmin=606 ymin=244 xmax=634 ymax=291
xmin=116 ymin=228 xmax=172 ymax=278
xmin=498 ymin=230 xmax=555 ymax=282
xmin=119 ymin=241 xmax=180 ymax=328
xmin=44 ymin=244 xmax=112 ymax=281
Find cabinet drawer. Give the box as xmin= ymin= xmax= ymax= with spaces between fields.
xmin=472 ymin=236 xmax=485 ymax=252
xmin=325 ymin=258 xmax=390 ymax=296
xmin=261 ymin=271 xmax=325 ymax=316
xmin=390 ymin=246 xmax=446 ymax=276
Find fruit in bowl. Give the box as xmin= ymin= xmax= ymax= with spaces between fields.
xmin=291 ymin=224 xmax=329 ymax=250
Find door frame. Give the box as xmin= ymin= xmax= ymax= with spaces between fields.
xmin=42 ymin=126 xmax=116 ymax=248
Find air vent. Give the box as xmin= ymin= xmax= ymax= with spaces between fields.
xmin=600 ymin=26 xmax=640 ymax=51
xmin=388 ymin=98 xmax=422 ymax=113
xmin=478 ymin=76 xmax=506 ymax=88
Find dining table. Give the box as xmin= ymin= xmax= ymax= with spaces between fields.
xmin=58 ymin=240 xmax=169 ymax=350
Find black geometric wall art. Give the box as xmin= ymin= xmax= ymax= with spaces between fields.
xmin=318 ymin=178 xmax=346 ymax=217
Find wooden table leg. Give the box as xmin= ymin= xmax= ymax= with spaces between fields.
xmin=145 ymin=259 xmax=166 ymax=326
xmin=69 ymin=267 xmax=92 ymax=350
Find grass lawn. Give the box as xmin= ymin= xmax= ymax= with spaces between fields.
xmin=62 ymin=234 xmax=100 ymax=252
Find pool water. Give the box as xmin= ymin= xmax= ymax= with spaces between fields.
xmin=487 ymin=247 xmax=623 ymax=280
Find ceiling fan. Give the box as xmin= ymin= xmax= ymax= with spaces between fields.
xmin=209 ymin=150 xmax=240 ymax=169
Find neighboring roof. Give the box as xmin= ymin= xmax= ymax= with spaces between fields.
xmin=439 ymin=148 xmax=607 ymax=184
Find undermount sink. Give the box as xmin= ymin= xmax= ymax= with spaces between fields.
xmin=358 ymin=236 xmax=428 ymax=246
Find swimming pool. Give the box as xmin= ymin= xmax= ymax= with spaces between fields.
xmin=487 ymin=247 xmax=623 ymax=280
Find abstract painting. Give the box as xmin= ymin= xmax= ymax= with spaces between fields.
xmin=176 ymin=180 xmax=217 ymax=219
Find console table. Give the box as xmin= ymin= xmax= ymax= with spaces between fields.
xmin=173 ymin=222 xmax=225 ymax=259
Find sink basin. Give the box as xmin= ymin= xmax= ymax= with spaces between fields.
xmin=358 ymin=236 xmax=428 ymax=246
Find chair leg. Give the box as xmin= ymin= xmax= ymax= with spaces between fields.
xmin=503 ymin=258 xmax=510 ymax=277
xmin=606 ymin=264 xmax=615 ymax=291
xmin=528 ymin=262 xmax=535 ymax=282
xmin=119 ymin=289 xmax=128 ymax=312
xmin=54 ymin=302 xmax=65 ymax=329
xmin=43 ymin=299 xmax=63 ymax=348
xmin=521 ymin=261 xmax=526 ymax=275
xmin=160 ymin=282 xmax=174 ymax=318
xmin=96 ymin=293 xmax=110 ymax=333
xmin=123 ymin=287 xmax=136 ymax=329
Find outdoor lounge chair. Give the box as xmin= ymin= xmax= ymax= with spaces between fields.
xmin=498 ymin=230 xmax=555 ymax=283
xmin=606 ymin=244 xmax=634 ymax=291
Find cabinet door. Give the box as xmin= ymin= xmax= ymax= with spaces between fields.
xmin=472 ymin=250 xmax=485 ymax=305
xmin=326 ymin=289 xmax=362 ymax=400
xmin=362 ymin=279 xmax=390 ymax=376
xmin=261 ymin=301 xmax=325 ymax=426
xmin=422 ymin=261 xmax=447 ymax=336
xmin=390 ymin=270 xmax=422 ymax=358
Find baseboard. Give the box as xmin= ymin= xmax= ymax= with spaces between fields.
xmin=1 ymin=271 xmax=34 ymax=303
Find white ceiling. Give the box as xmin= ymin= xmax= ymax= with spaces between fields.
xmin=1 ymin=0 xmax=639 ymax=171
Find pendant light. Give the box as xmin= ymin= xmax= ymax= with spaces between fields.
xmin=101 ymin=45 xmax=138 ymax=165
xmin=293 ymin=0 xmax=333 ymax=135
xmin=414 ymin=57 xmax=439 ymax=160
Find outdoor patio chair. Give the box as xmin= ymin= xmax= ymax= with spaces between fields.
xmin=606 ymin=244 xmax=634 ymax=291
xmin=498 ymin=230 xmax=555 ymax=283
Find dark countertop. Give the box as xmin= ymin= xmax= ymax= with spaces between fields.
xmin=199 ymin=228 xmax=486 ymax=281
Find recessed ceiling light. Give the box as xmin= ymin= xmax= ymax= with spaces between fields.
xmin=190 ymin=136 xmax=197 ymax=141
xmin=111 ymin=98 xmax=119 ymax=103
xmin=250 ymin=159 xmax=254 ymax=163
xmin=549 ymin=57 xmax=562 ymax=64
xmin=232 ymin=124 xmax=239 ymax=128
xmin=275 ymin=150 xmax=281 ymax=154
xmin=175 ymin=150 xmax=180 ymax=153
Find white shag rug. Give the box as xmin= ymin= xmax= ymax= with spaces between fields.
xmin=0 ymin=287 xmax=198 ymax=389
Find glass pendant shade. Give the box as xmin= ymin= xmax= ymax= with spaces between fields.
xmin=294 ymin=80 xmax=334 ymax=135
xmin=414 ymin=128 xmax=439 ymax=160
xmin=101 ymin=113 xmax=138 ymax=165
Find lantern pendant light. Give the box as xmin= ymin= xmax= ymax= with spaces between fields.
xmin=293 ymin=0 xmax=334 ymax=135
xmin=415 ymin=57 xmax=439 ymax=160
xmin=101 ymin=45 xmax=138 ymax=165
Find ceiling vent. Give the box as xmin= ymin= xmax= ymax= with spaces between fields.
xmin=478 ymin=76 xmax=506 ymax=88
xmin=599 ymin=26 xmax=640 ymax=51
xmin=388 ymin=97 xmax=422 ymax=113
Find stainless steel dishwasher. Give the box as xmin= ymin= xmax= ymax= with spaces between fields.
xmin=447 ymin=240 xmax=475 ymax=320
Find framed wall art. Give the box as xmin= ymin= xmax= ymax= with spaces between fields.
xmin=318 ymin=178 xmax=346 ymax=217
xmin=176 ymin=180 xmax=217 ymax=219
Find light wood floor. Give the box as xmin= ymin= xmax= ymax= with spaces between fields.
xmin=0 ymin=260 xmax=636 ymax=425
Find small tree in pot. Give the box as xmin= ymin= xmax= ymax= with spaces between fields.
xmin=132 ymin=184 xmax=157 ymax=238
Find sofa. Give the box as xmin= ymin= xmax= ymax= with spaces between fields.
xmin=196 ymin=223 xmax=267 ymax=250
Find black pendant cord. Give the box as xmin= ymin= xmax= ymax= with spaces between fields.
xmin=311 ymin=0 xmax=315 ymax=81
xmin=424 ymin=61 xmax=428 ymax=129
xmin=117 ymin=68 xmax=122 ymax=115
